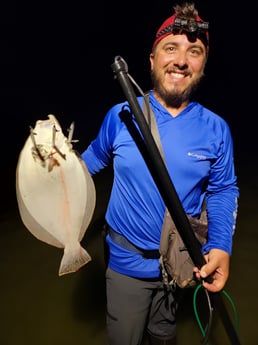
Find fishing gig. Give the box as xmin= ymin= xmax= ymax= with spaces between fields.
xmin=16 ymin=114 xmax=96 ymax=276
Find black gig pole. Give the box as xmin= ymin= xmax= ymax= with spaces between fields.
xmin=111 ymin=56 xmax=207 ymax=271
xmin=111 ymin=56 xmax=241 ymax=345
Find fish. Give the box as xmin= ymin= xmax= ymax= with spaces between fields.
xmin=16 ymin=114 xmax=96 ymax=276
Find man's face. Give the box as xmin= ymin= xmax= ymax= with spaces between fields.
xmin=150 ymin=33 xmax=207 ymax=108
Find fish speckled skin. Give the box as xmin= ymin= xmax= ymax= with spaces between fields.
xmin=16 ymin=114 xmax=96 ymax=276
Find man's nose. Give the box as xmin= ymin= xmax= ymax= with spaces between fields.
xmin=173 ymin=51 xmax=188 ymax=69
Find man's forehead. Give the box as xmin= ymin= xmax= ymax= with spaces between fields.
xmin=157 ymin=33 xmax=206 ymax=49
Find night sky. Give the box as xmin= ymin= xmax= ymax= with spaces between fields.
xmin=1 ymin=1 xmax=255 ymax=212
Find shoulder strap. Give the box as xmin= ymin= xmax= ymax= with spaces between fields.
xmin=142 ymin=92 xmax=165 ymax=160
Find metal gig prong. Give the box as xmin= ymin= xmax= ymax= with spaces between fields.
xmin=67 ymin=121 xmax=75 ymax=144
xmin=67 ymin=121 xmax=79 ymax=144
xmin=52 ymin=124 xmax=66 ymax=160
xmin=30 ymin=126 xmax=45 ymax=162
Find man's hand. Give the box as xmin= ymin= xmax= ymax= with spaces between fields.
xmin=193 ymin=249 xmax=230 ymax=292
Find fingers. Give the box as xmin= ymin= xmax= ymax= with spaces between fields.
xmin=194 ymin=270 xmax=226 ymax=292
xmin=193 ymin=250 xmax=230 ymax=292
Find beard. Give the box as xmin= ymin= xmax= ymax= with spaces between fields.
xmin=150 ymin=70 xmax=204 ymax=109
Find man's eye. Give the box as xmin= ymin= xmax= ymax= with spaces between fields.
xmin=166 ymin=46 xmax=176 ymax=53
xmin=190 ymin=49 xmax=201 ymax=56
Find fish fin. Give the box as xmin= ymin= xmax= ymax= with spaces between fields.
xmin=58 ymin=245 xmax=92 ymax=276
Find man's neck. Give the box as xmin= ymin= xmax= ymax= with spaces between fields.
xmin=153 ymin=91 xmax=189 ymax=118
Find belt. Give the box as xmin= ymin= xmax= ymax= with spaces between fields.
xmin=107 ymin=226 xmax=160 ymax=259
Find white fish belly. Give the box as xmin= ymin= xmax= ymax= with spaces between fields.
xmin=16 ymin=114 xmax=96 ymax=275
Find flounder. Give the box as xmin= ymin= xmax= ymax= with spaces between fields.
xmin=16 ymin=114 xmax=96 ymax=276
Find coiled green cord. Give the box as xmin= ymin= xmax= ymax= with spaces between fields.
xmin=193 ymin=283 xmax=239 ymax=344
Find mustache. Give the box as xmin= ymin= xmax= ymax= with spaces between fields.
xmin=166 ymin=66 xmax=191 ymax=77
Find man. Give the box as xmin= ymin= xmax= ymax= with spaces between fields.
xmin=81 ymin=2 xmax=239 ymax=344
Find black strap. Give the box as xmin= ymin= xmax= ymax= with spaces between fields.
xmin=107 ymin=226 xmax=160 ymax=259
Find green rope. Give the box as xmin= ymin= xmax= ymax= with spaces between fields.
xmin=193 ymin=283 xmax=239 ymax=344
xmin=221 ymin=288 xmax=239 ymax=332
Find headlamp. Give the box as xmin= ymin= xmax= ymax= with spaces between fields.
xmin=173 ymin=17 xmax=209 ymax=33
xmin=153 ymin=14 xmax=209 ymax=50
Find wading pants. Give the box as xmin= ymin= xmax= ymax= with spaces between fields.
xmin=106 ymin=268 xmax=177 ymax=345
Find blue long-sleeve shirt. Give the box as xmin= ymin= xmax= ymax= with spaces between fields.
xmin=82 ymin=91 xmax=239 ymax=278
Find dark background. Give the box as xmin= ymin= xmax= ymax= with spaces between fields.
xmin=1 ymin=0 xmax=256 ymax=189
xmin=1 ymin=1 xmax=257 ymax=344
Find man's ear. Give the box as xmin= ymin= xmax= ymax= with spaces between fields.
xmin=149 ymin=53 xmax=154 ymax=69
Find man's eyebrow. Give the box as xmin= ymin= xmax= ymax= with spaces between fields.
xmin=189 ymin=43 xmax=205 ymax=50
xmin=162 ymin=41 xmax=205 ymax=50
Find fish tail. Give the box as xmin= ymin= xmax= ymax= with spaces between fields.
xmin=58 ymin=245 xmax=92 ymax=276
